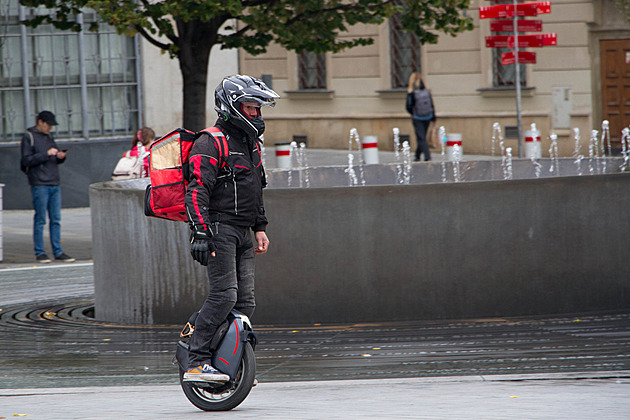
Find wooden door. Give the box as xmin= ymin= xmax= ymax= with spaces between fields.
xmin=601 ymin=39 xmax=630 ymax=149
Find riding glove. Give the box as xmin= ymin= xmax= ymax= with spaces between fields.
xmin=190 ymin=230 xmax=216 ymax=266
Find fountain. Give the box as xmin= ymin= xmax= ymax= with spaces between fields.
xmin=261 ymin=120 xmax=630 ymax=189
xmin=589 ymin=129 xmax=599 ymax=175
xmin=440 ymin=126 xmax=448 ymax=183
xmin=451 ymin=144 xmax=463 ymax=182
xmin=347 ymin=128 xmax=366 ymax=186
xmin=549 ymin=133 xmax=559 ymax=176
xmin=491 ymin=122 xmax=504 ymax=180
xmin=602 ymin=120 xmax=612 ymax=157
xmin=491 ymin=122 xmax=501 ymax=157
xmin=296 ymin=142 xmax=310 ymax=188
xmin=498 ymin=127 xmax=512 ymax=180
xmin=601 ymin=120 xmax=610 ymax=173
xmin=503 ymin=147 xmax=513 ymax=180
xmin=280 ymin=140 xmax=311 ymax=188
xmin=531 ymin=155 xmax=542 ymax=178
xmin=91 ymin=121 xmax=630 ymax=325
xmin=393 ymin=127 xmax=404 ymax=184
xmin=344 ymin=153 xmax=359 ymax=186
xmin=621 ymin=128 xmax=630 ymax=172
xmin=573 ymin=128 xmax=583 ymax=176
xmin=402 ymin=138 xmax=411 ymax=184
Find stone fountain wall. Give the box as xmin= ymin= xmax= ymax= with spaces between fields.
xmin=90 ymin=169 xmax=630 ymax=325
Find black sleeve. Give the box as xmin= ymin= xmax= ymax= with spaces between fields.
xmin=20 ymin=132 xmax=48 ymax=170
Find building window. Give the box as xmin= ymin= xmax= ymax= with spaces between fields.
xmin=0 ymin=0 xmax=141 ymax=142
xmin=298 ymin=50 xmax=326 ymax=90
xmin=491 ymin=2 xmax=526 ymax=88
xmin=492 ymin=39 xmax=527 ymax=88
xmin=389 ymin=11 xmax=421 ymax=89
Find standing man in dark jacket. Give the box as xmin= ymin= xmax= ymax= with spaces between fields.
xmin=183 ymin=75 xmax=279 ymax=382
xmin=20 ymin=111 xmax=75 ymax=263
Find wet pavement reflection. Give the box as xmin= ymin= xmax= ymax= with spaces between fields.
xmin=1 ymin=293 xmax=629 ymax=389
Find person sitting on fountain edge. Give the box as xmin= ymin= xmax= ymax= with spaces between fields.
xmin=182 ymin=75 xmax=279 ymax=382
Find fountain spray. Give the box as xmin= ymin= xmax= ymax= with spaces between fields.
xmin=573 ymin=128 xmax=583 ymax=176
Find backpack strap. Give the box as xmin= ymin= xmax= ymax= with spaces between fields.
xmin=199 ymin=126 xmax=229 ymax=169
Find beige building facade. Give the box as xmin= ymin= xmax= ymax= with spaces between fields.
xmin=239 ymin=0 xmax=630 ymax=157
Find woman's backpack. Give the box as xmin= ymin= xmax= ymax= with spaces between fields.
xmin=412 ymin=89 xmax=434 ymax=117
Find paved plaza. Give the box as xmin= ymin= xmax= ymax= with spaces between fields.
xmin=2 ymin=376 xmax=629 ymax=420
xmin=1 ymin=149 xmax=629 ymax=419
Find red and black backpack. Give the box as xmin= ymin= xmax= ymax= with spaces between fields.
xmin=144 ymin=126 xmax=227 ymax=222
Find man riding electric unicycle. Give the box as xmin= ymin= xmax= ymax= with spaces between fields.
xmin=176 ymin=75 xmax=279 ymax=411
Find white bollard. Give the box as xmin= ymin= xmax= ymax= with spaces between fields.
xmin=445 ymin=133 xmax=463 ymax=161
xmin=275 ymin=143 xmax=292 ymax=168
xmin=525 ymin=124 xmax=542 ymax=159
xmin=361 ymin=135 xmax=379 ymax=164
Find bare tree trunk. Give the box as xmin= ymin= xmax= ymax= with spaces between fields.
xmin=176 ymin=19 xmax=220 ymax=131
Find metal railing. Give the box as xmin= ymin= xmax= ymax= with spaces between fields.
xmin=0 ymin=0 xmax=142 ymax=142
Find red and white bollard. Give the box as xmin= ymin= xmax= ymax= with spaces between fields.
xmin=446 ymin=133 xmax=463 ymax=161
xmin=525 ymin=124 xmax=542 ymax=159
xmin=361 ymin=135 xmax=379 ymax=165
xmin=275 ymin=143 xmax=292 ymax=168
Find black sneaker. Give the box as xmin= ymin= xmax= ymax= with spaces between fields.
xmin=183 ymin=364 xmax=229 ymax=383
xmin=54 ymin=253 xmax=76 ymax=263
xmin=36 ymin=254 xmax=51 ymax=263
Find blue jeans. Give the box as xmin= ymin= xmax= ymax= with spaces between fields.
xmin=188 ymin=223 xmax=256 ymax=367
xmin=31 ymin=185 xmax=63 ymax=257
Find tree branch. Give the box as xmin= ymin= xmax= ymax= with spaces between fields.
xmin=134 ymin=24 xmax=171 ymax=51
xmin=138 ymin=0 xmax=178 ymax=44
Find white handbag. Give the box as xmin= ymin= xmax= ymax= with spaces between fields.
xmin=112 ymin=151 xmax=144 ymax=180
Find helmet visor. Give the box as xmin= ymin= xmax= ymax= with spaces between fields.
xmin=236 ymin=94 xmax=277 ymax=108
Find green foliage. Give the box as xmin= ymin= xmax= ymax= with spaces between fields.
xmin=19 ymin=0 xmax=474 ymax=58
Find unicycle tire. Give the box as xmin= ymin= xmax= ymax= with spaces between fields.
xmin=179 ymin=342 xmax=256 ymax=411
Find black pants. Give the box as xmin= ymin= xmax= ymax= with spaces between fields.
xmin=412 ymin=119 xmax=432 ymax=161
xmin=187 ymin=223 xmax=256 ymax=368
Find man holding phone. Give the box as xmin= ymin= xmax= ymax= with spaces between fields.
xmin=20 ymin=110 xmax=75 ymax=263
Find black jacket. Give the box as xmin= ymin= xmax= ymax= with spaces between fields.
xmin=184 ymin=119 xmax=267 ymax=233
xmin=20 ymin=127 xmax=65 ymax=186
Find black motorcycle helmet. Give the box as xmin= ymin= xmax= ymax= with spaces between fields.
xmin=215 ymin=75 xmax=280 ymax=138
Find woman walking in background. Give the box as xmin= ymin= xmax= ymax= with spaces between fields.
xmin=406 ymin=72 xmax=436 ymax=162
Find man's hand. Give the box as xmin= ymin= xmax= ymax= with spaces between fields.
xmin=190 ymin=230 xmax=216 ymax=266
xmin=254 ymin=231 xmax=269 ymax=255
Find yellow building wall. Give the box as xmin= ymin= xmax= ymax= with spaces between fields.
xmin=239 ymin=0 xmax=630 ymax=157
